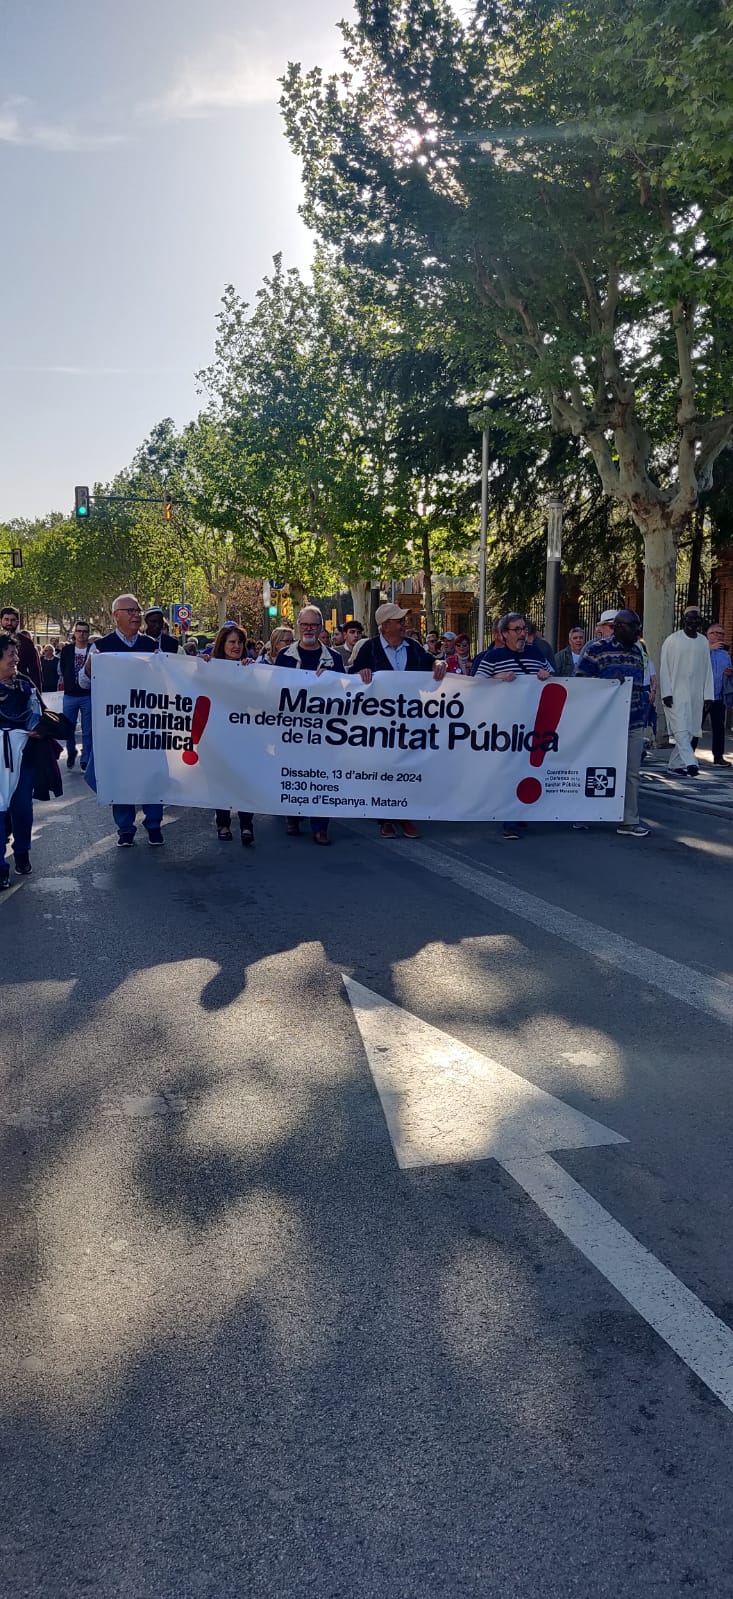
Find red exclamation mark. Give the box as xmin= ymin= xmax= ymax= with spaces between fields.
xmin=182 ymin=695 xmax=211 ymax=765
xmin=516 ymin=682 xmax=568 ymax=803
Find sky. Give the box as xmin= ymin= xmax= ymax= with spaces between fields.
xmin=0 ymin=0 xmax=354 ymax=520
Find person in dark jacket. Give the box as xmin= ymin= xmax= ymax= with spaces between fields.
xmin=0 ymin=634 xmax=42 ymax=885
xmin=349 ymin=603 xmax=447 ymax=840
xmin=59 ymin=622 xmax=92 ymax=770
xmin=526 ymin=620 xmax=555 ymax=665
xmin=40 ymin=645 xmax=60 ymax=694
xmin=79 ymin=594 xmax=164 ymax=847
xmin=144 ymin=607 xmax=180 ymax=652
xmin=0 ymin=607 xmax=41 ymax=689
xmin=554 ymin=626 xmax=586 ymax=677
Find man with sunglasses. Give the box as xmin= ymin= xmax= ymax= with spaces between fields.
xmin=79 ymin=594 xmax=164 ymax=847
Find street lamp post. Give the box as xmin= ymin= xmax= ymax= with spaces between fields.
xmin=544 ymin=494 xmax=563 ymax=652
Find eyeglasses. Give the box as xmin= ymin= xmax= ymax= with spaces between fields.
xmin=116 ymin=607 xmax=141 ymax=615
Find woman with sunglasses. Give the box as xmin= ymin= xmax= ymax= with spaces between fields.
xmin=207 ymin=624 xmax=255 ymax=844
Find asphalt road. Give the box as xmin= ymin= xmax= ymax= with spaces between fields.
xmin=2 ymin=769 xmax=733 ymax=1597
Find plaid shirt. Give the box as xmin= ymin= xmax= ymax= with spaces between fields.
xmin=575 ymin=637 xmax=646 ymax=728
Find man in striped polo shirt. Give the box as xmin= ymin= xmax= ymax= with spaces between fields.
xmin=473 ymin=613 xmax=554 ymax=680
xmin=474 ymin=613 xmax=554 ymax=839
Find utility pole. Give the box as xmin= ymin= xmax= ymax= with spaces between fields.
xmin=478 ymin=428 xmax=489 ymax=650
xmin=544 ymin=494 xmax=563 ymax=651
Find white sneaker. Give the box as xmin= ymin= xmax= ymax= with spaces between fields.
xmin=616 ymin=823 xmax=650 ymax=837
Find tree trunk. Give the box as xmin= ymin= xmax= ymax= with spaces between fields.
xmin=216 ymin=593 xmax=227 ymax=627
xmin=687 ymin=506 xmax=704 ymax=607
xmin=349 ymin=579 xmax=370 ymax=629
xmin=421 ymin=526 xmax=435 ymax=634
xmin=641 ymin=518 xmax=678 ymax=743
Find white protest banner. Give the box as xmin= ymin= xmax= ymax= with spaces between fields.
xmin=91 ymin=654 xmax=631 ymax=822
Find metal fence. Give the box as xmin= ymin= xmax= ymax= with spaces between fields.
xmin=315 ymin=575 xmax=721 ymax=659
xmin=673 ymin=576 xmax=715 ymax=629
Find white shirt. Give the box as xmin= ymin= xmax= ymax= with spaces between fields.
xmin=380 ymin=633 xmax=408 ymax=671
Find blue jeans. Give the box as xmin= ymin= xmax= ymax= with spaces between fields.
xmin=63 ymin=694 xmax=92 ymax=764
xmin=1 ymin=755 xmax=35 ymax=863
xmin=112 ymin=804 xmax=163 ymax=836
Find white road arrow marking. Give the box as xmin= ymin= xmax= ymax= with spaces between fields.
xmin=344 ymin=976 xmax=733 ymax=1415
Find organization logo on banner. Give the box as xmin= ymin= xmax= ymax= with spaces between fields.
xmin=585 ymin=766 xmax=617 ymax=798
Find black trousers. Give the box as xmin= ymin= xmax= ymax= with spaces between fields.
xmin=215 ymin=809 xmax=254 ymax=829
xmin=703 ymin=700 xmax=727 ymax=761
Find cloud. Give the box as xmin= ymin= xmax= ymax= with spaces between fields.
xmin=0 ymin=95 xmax=123 ymax=153
xmin=139 ymin=42 xmax=280 ymax=122
xmin=138 ymin=32 xmax=346 ymax=124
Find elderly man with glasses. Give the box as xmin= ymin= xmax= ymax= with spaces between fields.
xmin=472 ymin=614 xmax=554 ymax=683
xmin=704 ymin=623 xmax=733 ymax=766
xmin=473 ymin=613 xmax=554 ymax=839
xmin=79 ymin=594 xmax=164 ymax=847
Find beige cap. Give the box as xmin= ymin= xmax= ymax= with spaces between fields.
xmin=375 ymin=602 xmax=409 ymax=626
xmin=598 ymin=609 xmax=619 ymax=625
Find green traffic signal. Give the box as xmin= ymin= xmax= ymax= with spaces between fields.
xmin=75 ymin=485 xmax=90 ymax=519
xmin=268 ymin=604 xmax=278 ymax=617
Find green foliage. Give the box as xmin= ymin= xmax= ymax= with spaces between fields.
xmin=200 ymin=250 xmax=479 ymax=597
xmin=281 ymin=0 xmax=733 ymax=662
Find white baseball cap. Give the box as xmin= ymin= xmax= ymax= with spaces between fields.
xmin=598 ymin=609 xmax=618 ymax=625
xmin=375 ymin=603 xmax=409 ymax=625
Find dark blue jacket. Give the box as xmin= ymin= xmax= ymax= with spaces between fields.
xmin=347 ymin=635 xmax=434 ymax=674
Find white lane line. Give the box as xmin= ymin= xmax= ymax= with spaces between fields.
xmin=346 ymin=975 xmax=733 ymax=1414
xmin=406 ymin=840 xmax=733 ymax=1028
xmin=343 ymin=974 xmax=627 ymax=1168
xmin=501 ymin=1151 xmax=733 ymax=1414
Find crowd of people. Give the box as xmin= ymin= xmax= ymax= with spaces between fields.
xmin=0 ymin=594 xmax=730 ymax=881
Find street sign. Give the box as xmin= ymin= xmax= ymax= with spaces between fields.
xmin=174 ymin=603 xmax=192 ymax=631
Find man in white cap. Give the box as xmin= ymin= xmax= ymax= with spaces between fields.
xmin=595 ymin=609 xmax=619 ymax=641
xmin=660 ymin=606 xmax=714 ymax=775
xmin=349 ymin=603 xmax=446 ymax=839
xmin=144 ymin=607 xmax=180 ymax=653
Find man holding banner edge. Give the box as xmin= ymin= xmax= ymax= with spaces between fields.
xmin=80 ymin=594 xmax=165 ymax=847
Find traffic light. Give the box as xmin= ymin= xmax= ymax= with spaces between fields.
xmin=267 ymin=602 xmax=278 ymax=618
xmin=75 ymin=485 xmax=90 ymax=519
xmin=163 ymin=493 xmax=173 ymax=522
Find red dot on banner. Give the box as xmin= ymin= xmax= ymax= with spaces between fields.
xmin=181 ymin=751 xmax=199 ymax=766
xmin=516 ymin=776 xmax=542 ymax=804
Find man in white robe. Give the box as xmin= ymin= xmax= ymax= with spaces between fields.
xmin=660 ymin=607 xmax=714 ymax=774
